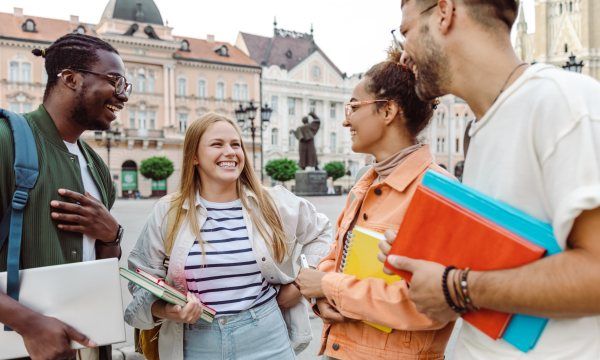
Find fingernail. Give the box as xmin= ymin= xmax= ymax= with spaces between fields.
xmin=50 ymin=201 xmax=58 ymax=207
xmin=58 ymin=189 xmax=65 ymax=194
xmin=51 ymin=212 xmax=58 ymax=218
xmin=388 ymin=255 xmax=399 ymax=264
xmin=88 ymin=340 xmax=98 ymax=347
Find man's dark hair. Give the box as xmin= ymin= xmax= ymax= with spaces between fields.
xmin=402 ymin=0 xmax=519 ymax=31
xmin=365 ymin=49 xmax=434 ymax=138
xmin=32 ymin=33 xmax=119 ymax=101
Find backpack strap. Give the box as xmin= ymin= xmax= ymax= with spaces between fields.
xmin=0 ymin=109 xmax=39 ymax=330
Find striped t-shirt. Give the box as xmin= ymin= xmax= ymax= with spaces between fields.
xmin=184 ymin=198 xmax=277 ymax=316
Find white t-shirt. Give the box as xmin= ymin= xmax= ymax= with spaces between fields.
xmin=63 ymin=141 xmax=103 ymax=262
xmin=455 ymin=64 xmax=600 ymax=359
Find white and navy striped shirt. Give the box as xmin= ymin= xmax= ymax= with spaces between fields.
xmin=184 ymin=198 xmax=276 ymax=316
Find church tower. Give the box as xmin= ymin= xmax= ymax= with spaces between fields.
xmin=515 ymin=1 xmax=533 ymax=63
xmin=534 ymin=0 xmax=599 ymax=79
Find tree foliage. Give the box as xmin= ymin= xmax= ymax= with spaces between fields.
xmin=140 ymin=156 xmax=175 ymax=181
xmin=265 ymin=158 xmax=298 ymax=183
xmin=324 ymin=161 xmax=346 ymax=182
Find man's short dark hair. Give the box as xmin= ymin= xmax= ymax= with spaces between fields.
xmin=402 ymin=0 xmax=519 ymax=31
xmin=32 ymin=33 xmax=119 ymax=101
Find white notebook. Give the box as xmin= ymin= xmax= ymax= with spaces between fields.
xmin=0 ymin=258 xmax=125 ymax=360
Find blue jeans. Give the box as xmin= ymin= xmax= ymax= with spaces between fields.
xmin=183 ymin=297 xmax=295 ymax=359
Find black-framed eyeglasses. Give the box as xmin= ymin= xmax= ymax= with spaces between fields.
xmin=67 ymin=68 xmax=132 ymax=97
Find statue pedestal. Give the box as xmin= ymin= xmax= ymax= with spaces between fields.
xmin=294 ymin=170 xmax=328 ymax=196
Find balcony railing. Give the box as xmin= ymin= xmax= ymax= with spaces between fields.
xmin=124 ymin=128 xmax=164 ymax=138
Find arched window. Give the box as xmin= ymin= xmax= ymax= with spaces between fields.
xmin=137 ymin=72 xmax=146 ymax=93
xmin=22 ymin=19 xmax=36 ymax=32
xmin=177 ymin=77 xmax=187 ymax=96
xmin=178 ymin=113 xmax=188 ymax=133
xmin=180 ymin=40 xmax=190 ymax=51
xmin=147 ymin=71 xmax=155 ymax=92
xmin=75 ymin=25 xmax=86 ymax=34
xmin=271 ymin=128 xmax=279 ymax=146
xmin=21 ymin=63 xmax=31 ymax=83
xmin=9 ymin=61 xmax=19 ymax=82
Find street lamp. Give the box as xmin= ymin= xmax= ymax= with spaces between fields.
xmin=562 ymin=53 xmax=584 ymax=73
xmin=94 ymin=123 xmax=121 ymax=174
xmin=235 ymin=101 xmax=272 ymax=181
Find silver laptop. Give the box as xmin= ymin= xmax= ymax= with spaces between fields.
xmin=0 ymin=258 xmax=125 ymax=360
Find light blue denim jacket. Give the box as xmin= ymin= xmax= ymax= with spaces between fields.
xmin=124 ymin=186 xmax=332 ymax=359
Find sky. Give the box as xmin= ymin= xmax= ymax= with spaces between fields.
xmin=0 ymin=0 xmax=535 ymax=75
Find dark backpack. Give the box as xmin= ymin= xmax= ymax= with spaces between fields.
xmin=0 ymin=109 xmax=39 ymax=330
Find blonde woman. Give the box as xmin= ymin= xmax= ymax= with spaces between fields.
xmin=125 ymin=113 xmax=331 ymax=359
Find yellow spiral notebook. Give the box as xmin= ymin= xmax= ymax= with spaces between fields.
xmin=340 ymin=226 xmax=403 ymax=333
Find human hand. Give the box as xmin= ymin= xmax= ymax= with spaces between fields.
xmin=20 ymin=313 xmax=96 ymax=360
xmin=276 ymin=283 xmax=302 ymax=310
xmin=50 ymin=188 xmax=119 ymax=243
xmin=386 ymin=255 xmax=459 ymax=324
xmin=161 ymin=293 xmax=204 ymax=324
xmin=378 ymin=230 xmax=396 ymax=275
xmin=295 ymin=268 xmax=326 ymax=299
xmin=315 ymin=298 xmax=346 ymax=323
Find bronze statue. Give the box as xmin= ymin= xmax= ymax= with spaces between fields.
xmin=293 ymin=112 xmax=320 ymax=170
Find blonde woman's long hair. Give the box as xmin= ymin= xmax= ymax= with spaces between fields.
xmin=164 ymin=112 xmax=288 ymax=262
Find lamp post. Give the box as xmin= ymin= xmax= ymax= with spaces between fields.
xmin=562 ymin=53 xmax=584 ymax=73
xmin=235 ymin=101 xmax=272 ymax=181
xmin=94 ymin=124 xmax=122 ymax=175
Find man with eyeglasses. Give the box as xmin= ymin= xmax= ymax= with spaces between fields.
xmin=379 ymin=0 xmax=600 ymax=359
xmin=0 ymin=33 xmax=130 ymax=360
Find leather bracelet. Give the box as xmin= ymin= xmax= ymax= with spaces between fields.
xmin=460 ymin=268 xmax=479 ymax=311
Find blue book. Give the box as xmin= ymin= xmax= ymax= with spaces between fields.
xmin=421 ymin=170 xmax=562 ymax=352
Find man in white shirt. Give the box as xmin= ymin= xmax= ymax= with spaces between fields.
xmin=381 ymin=0 xmax=600 ymax=358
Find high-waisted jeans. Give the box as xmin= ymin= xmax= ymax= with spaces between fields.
xmin=183 ymin=297 xmax=295 ymax=359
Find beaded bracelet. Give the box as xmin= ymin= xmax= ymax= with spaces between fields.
xmin=442 ymin=265 xmax=466 ymax=314
xmin=452 ymin=268 xmax=468 ymax=311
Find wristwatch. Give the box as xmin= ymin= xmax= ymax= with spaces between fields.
xmin=103 ymin=224 xmax=124 ymax=246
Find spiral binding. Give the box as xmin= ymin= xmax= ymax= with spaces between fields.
xmin=339 ymin=230 xmax=355 ymax=272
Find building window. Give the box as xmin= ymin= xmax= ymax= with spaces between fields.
xmin=22 ymin=19 xmax=36 ymax=32
xmin=455 ymin=138 xmax=460 ymax=153
xmin=271 ymin=128 xmax=279 ymax=146
xmin=9 ymin=61 xmax=19 ymax=82
xmin=147 ymin=71 xmax=155 ymax=92
xmin=271 ymin=95 xmax=278 ymax=113
xmin=149 ymin=111 xmax=156 ymax=130
xmin=329 ymin=103 xmax=337 ymax=118
xmin=240 ymin=84 xmax=248 ymax=101
xmin=129 ymin=110 xmax=136 ymax=128
xmin=137 ymin=72 xmax=146 ymax=93
xmin=330 ymin=132 xmax=337 ymax=153
xmin=75 ymin=25 xmax=86 ymax=34
xmin=41 ymin=68 xmax=48 ymax=85
xmin=177 ymin=77 xmax=187 ymax=96
xmin=22 ymin=103 xmax=32 ymax=112
xmin=564 ymin=43 xmax=568 ymax=53
xmin=287 ymin=97 xmax=295 ymax=116
xmin=178 ymin=113 xmax=188 ymax=133
xmin=312 ymin=65 xmax=321 ymax=81
xmin=198 ymin=79 xmax=206 ymax=98
xmin=9 ymin=102 xmax=20 ymax=112
xmin=309 ymin=100 xmax=317 ymax=114
xmin=215 ymin=45 xmax=229 ymax=57
xmin=180 ymin=40 xmax=190 ymax=51
xmin=233 ymin=84 xmax=240 ymax=101
xmin=216 ymin=81 xmax=225 ymax=100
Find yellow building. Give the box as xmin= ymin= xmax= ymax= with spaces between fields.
xmin=0 ymin=0 xmax=262 ymax=197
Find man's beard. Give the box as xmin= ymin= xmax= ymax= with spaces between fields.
xmin=414 ymin=26 xmax=451 ymax=101
xmin=69 ymin=85 xmax=109 ymax=131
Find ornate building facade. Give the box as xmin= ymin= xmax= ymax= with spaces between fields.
xmin=0 ymin=0 xmax=261 ymax=196
xmin=236 ymin=23 xmax=365 ymax=185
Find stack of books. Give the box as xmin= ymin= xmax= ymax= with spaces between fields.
xmin=120 ymin=268 xmax=216 ymax=323
xmin=384 ymin=170 xmax=562 ymax=352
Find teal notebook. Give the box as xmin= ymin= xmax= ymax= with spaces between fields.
xmin=422 ymin=170 xmax=562 ymax=352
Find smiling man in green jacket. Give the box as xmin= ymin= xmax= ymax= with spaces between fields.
xmin=0 ymin=33 xmax=130 ymax=360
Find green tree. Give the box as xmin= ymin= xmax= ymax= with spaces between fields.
xmin=324 ymin=161 xmax=346 ymax=182
xmin=140 ymin=156 xmax=174 ymax=197
xmin=265 ymin=158 xmax=298 ymax=187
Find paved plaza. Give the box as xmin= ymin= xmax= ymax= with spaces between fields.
xmin=111 ymin=194 xmax=459 ymax=359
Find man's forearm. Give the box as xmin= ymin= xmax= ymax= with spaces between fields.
xmin=0 ymin=292 xmax=39 ymax=334
xmin=95 ymin=243 xmax=121 ymax=259
xmin=470 ymin=248 xmax=600 ymax=317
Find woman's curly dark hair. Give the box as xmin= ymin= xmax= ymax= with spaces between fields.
xmin=364 ymin=48 xmax=435 ymax=138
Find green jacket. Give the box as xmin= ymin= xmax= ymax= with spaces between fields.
xmin=0 ymin=105 xmax=116 ymax=271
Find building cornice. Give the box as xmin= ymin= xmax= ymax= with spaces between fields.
xmin=0 ymin=37 xmax=52 ymax=47
xmin=173 ymin=57 xmax=261 ymax=73
xmin=261 ymin=78 xmax=351 ymax=95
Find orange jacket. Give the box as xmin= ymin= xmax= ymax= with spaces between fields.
xmin=317 ymin=146 xmax=455 ymax=360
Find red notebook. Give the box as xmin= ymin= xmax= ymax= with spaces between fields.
xmin=384 ymin=186 xmax=546 ymax=339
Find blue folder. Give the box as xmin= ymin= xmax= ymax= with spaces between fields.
xmin=421 ymin=170 xmax=562 ymax=352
